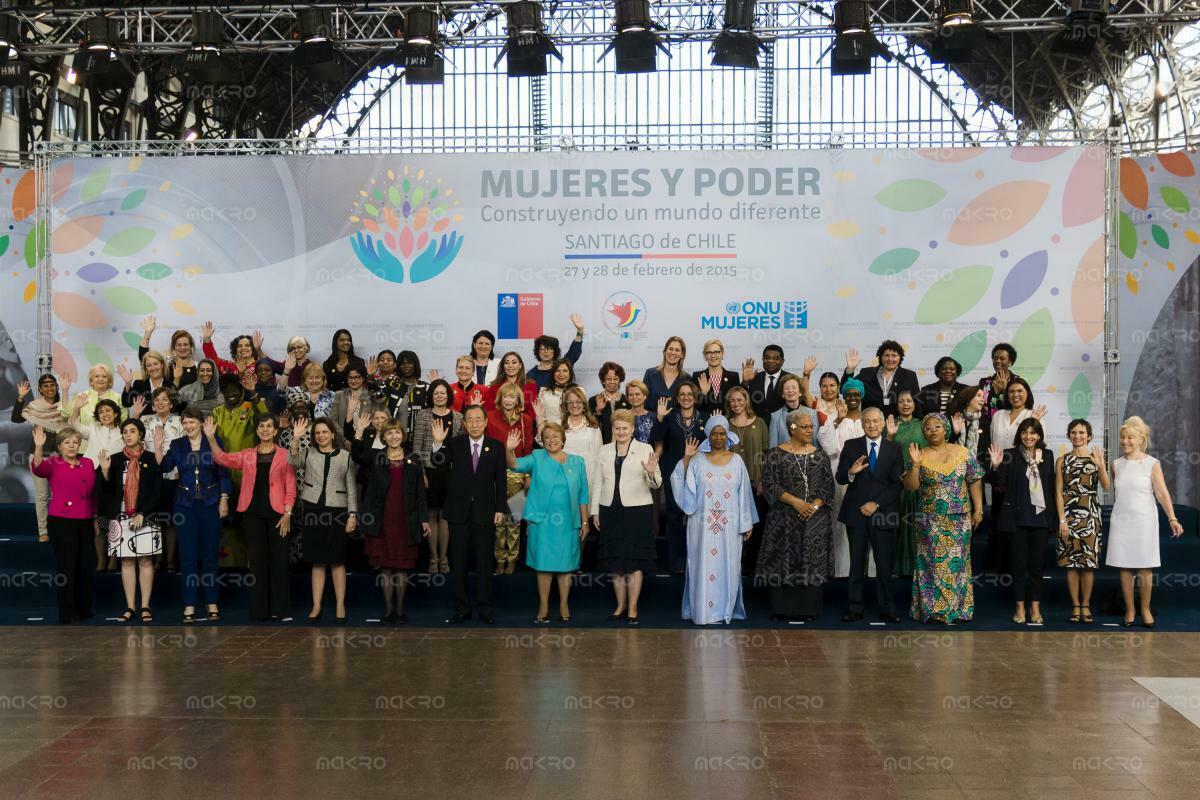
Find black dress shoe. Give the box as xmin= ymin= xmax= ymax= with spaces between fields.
xmin=480 ymin=613 xmax=495 ymax=624
xmin=842 ymin=612 xmax=864 ymax=622
xmin=607 ymin=611 xmax=626 ymax=621
xmin=880 ymin=613 xmax=902 ymax=624
xmin=395 ymin=613 xmax=408 ymax=625
xmin=446 ymin=612 xmax=472 ymax=624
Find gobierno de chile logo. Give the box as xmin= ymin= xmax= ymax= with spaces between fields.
xmin=348 ymin=166 xmax=465 ymax=284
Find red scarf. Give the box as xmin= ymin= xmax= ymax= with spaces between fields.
xmin=122 ymin=445 xmax=143 ymax=514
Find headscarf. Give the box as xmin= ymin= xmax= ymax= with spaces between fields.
xmin=922 ymin=412 xmax=951 ymax=437
xmin=700 ymin=414 xmax=740 ymax=452
xmin=840 ymin=377 xmax=866 ymax=398
xmin=180 ymin=358 xmax=221 ymax=416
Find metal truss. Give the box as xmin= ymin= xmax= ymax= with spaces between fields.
xmin=5 ymin=2 xmax=1197 ymax=55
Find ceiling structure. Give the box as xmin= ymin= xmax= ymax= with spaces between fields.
xmin=2 ymin=1 xmax=1199 ymax=152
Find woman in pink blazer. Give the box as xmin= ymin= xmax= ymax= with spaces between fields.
xmin=203 ymin=414 xmax=296 ymax=621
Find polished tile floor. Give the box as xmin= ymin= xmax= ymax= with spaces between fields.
xmin=0 ymin=627 xmax=1198 ymax=799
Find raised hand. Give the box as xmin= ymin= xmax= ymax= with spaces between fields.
xmin=594 ymin=393 xmax=606 ymax=413
xmin=203 ymin=417 xmax=217 ymax=440
xmin=172 ymin=360 xmax=184 ymax=383
xmin=97 ymin=449 xmax=111 ymax=472
xmin=201 ymin=320 xmax=214 ymax=341
xmin=152 ymin=426 xmax=165 ymax=452
xmin=845 ymin=347 xmax=860 ymax=372
xmin=468 ymin=388 xmax=483 ymax=406
xmin=428 ymin=369 xmax=441 ymax=381
xmin=16 ymin=379 xmax=29 ymax=400
xmin=292 ymin=417 xmax=310 ymax=441
xmin=697 ymin=373 xmax=711 ymax=397
xmin=570 ymin=312 xmax=584 ymax=333
xmin=908 ymin=442 xmax=922 ymax=466
xmin=252 ymin=330 xmax=264 ymax=352
xmin=141 ymin=315 xmax=157 ymax=337
xmin=847 ymin=454 xmax=869 ymax=476
xmin=506 ymin=429 xmax=523 ymax=452
xmin=741 ymin=357 xmax=756 ymax=383
xmin=532 ymin=395 xmax=545 ymax=419
xmin=1090 ymin=444 xmax=1105 ymax=463
xmin=130 ymin=395 xmax=147 ymax=419
xmin=951 ymin=412 xmax=965 ymax=436
xmin=803 ymin=355 xmax=818 ymax=375
xmin=988 ymin=443 xmax=1003 ymax=467
xmin=656 ymin=396 xmax=670 ymax=421
xmin=834 ymin=397 xmax=847 ymax=419
xmin=239 ymin=370 xmax=256 ymax=392
xmin=886 ymin=415 xmax=898 ymax=437
xmin=31 ymin=426 xmax=46 ymax=450
xmin=116 ymin=363 xmax=135 ymax=386
xmin=72 ymin=393 xmax=88 ymax=410
xmin=365 ymin=355 xmax=378 ymax=376
xmin=431 ymin=417 xmax=448 ymax=444
xmin=1032 ymin=404 xmax=1048 ymax=420
xmin=643 ymin=449 xmax=660 ymax=475
xmin=683 ymin=436 xmax=701 ymax=459
xmin=353 ymin=409 xmax=371 ymax=437
xmin=56 ymin=371 xmax=72 ymax=394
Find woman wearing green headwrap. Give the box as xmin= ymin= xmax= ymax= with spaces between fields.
xmin=886 ymin=389 xmax=926 ymax=577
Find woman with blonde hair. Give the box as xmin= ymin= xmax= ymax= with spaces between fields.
xmin=286 ymin=362 xmax=335 ymax=420
xmin=63 ymin=364 xmax=122 ymax=424
xmin=487 ymin=382 xmax=534 ymax=575
xmin=693 ymin=338 xmax=738 ymax=414
xmin=643 ymin=336 xmax=687 ymax=408
xmin=117 ymin=350 xmax=171 ymax=413
xmin=562 ymin=386 xmax=602 ymax=509
xmin=1105 ymin=416 xmax=1185 ymax=628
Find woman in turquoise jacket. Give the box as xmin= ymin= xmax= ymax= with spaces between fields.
xmin=505 ymin=422 xmax=590 ymax=623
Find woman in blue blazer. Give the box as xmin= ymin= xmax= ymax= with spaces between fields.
xmin=505 ymin=422 xmax=589 ymax=623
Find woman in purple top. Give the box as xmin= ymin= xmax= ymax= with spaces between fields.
xmin=30 ymin=425 xmax=97 ymax=624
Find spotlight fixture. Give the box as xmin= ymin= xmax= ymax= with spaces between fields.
xmin=395 ymin=7 xmax=445 ymax=85
xmin=830 ymin=0 xmax=890 ymax=76
xmin=292 ymin=8 xmax=344 ymax=81
xmin=72 ymin=15 xmax=132 ymax=88
xmin=178 ymin=10 xmax=236 ymax=85
xmin=181 ymin=126 xmax=200 ymax=142
xmin=0 ymin=10 xmax=20 ymax=68
xmin=599 ymin=0 xmax=670 ymax=74
xmin=928 ymin=0 xmax=981 ymax=64
xmin=711 ymin=0 xmax=769 ymax=69
xmin=496 ymin=1 xmax=562 ymax=78
xmin=1053 ymin=0 xmax=1113 ymax=57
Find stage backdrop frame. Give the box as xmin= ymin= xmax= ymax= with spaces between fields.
xmin=30 ymin=136 xmax=1121 ymax=494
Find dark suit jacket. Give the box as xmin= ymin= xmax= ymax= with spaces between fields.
xmin=441 ymin=434 xmax=508 ymax=526
xmin=992 ymin=446 xmax=1058 ymax=533
xmin=918 ymin=381 xmax=969 ymax=417
xmin=351 ymin=440 xmax=429 ymax=542
xmin=691 ymin=368 xmax=740 ymax=415
xmin=742 ymin=370 xmax=795 ymax=420
xmin=835 ymin=436 xmax=904 ymax=530
xmin=97 ymin=450 xmax=163 ymax=519
xmin=842 ymin=366 xmax=921 ymax=413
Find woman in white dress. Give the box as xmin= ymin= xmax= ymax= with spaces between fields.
xmin=1105 ymin=417 xmax=1185 ymax=628
xmin=817 ymin=377 xmax=866 ymax=579
xmin=671 ymin=415 xmax=758 ymax=624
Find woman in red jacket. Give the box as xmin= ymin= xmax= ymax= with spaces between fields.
xmin=487 ymin=383 xmax=533 ymax=575
xmin=204 ymin=414 xmax=296 ymax=621
xmin=483 ymin=352 xmax=538 ymax=414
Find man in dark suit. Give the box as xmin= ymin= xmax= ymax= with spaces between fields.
xmin=740 ymin=344 xmax=799 ymax=420
xmin=836 ymin=407 xmax=905 ymax=622
xmin=841 ymin=339 xmax=921 ymax=415
xmin=432 ymin=404 xmax=508 ymax=624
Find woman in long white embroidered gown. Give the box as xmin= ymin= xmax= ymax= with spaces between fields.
xmin=817 ymin=378 xmax=869 ymax=579
xmin=670 ymin=415 xmax=759 ymax=625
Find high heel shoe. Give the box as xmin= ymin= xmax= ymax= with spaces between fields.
xmin=607 ymin=610 xmax=626 ymax=621
xmin=1068 ymin=605 xmax=1083 ymax=624
xmin=307 ymin=611 xmax=322 ymax=624
xmin=1122 ymin=617 xmax=1135 ymax=628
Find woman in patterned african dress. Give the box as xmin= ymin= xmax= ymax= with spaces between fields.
xmin=904 ymin=413 xmax=984 ymax=624
xmin=1054 ymin=418 xmax=1110 ymax=623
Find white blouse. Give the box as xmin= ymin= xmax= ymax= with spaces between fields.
xmin=563 ymin=421 xmax=603 ymax=506
xmin=990 ymin=408 xmax=1033 ymax=453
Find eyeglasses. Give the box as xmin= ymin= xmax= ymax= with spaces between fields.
xmin=703 ymin=351 xmax=722 ymax=356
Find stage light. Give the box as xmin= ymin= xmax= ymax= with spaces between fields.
xmin=0 ymin=11 xmax=20 ymax=68
xmin=395 ymin=7 xmax=445 ymax=85
xmin=291 ymin=8 xmax=344 ymax=81
xmin=496 ymin=1 xmax=562 ymax=78
xmin=72 ymin=15 xmax=133 ymax=88
xmin=830 ymin=1 xmax=890 ymax=76
xmin=178 ymin=10 xmax=237 ymax=85
xmin=599 ymin=0 xmax=670 ymax=74
xmin=1054 ymin=0 xmax=1109 ymax=57
xmin=928 ymin=0 xmax=981 ymax=64
xmin=710 ymin=0 xmax=769 ymax=69
xmin=182 ymin=126 xmax=200 ymax=142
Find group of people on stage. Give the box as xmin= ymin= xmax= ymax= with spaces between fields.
xmin=11 ymin=314 xmax=1188 ymax=627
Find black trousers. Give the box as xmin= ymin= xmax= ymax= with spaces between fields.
xmin=243 ymin=513 xmax=291 ymax=619
xmin=663 ymin=479 xmax=687 ymax=573
xmin=451 ymin=517 xmax=496 ymax=615
xmin=47 ymin=516 xmax=95 ymax=623
xmin=1009 ymin=525 xmax=1051 ymax=603
xmin=847 ymin=521 xmax=896 ymax=616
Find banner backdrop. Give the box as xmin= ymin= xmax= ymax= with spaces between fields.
xmin=2 ymin=146 xmax=1108 ymax=499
